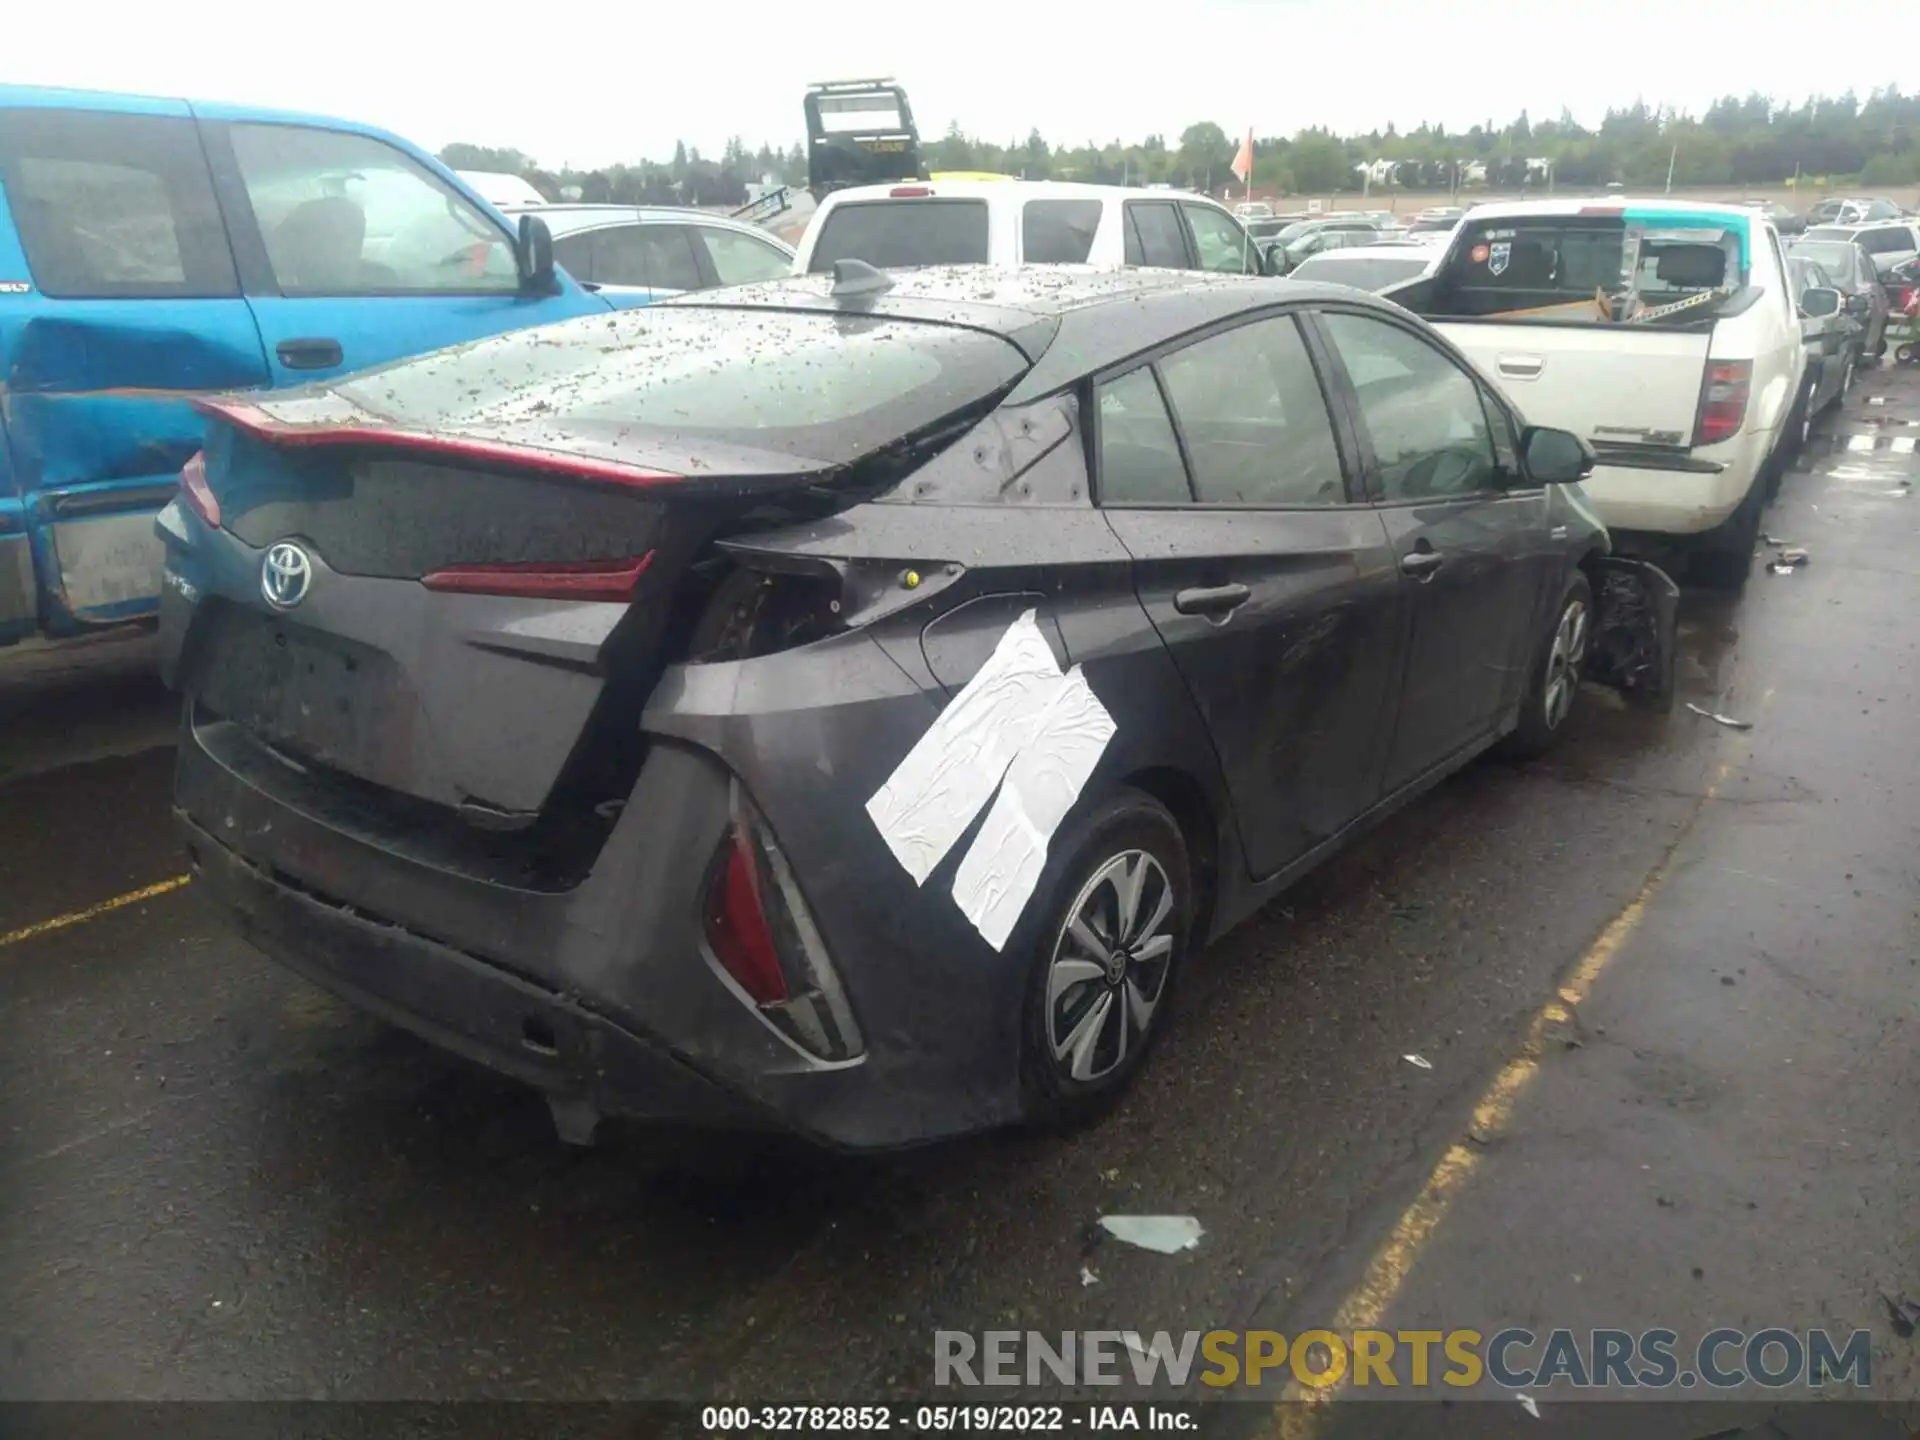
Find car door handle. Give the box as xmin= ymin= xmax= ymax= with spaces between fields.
xmin=276 ymin=337 xmax=344 ymax=370
xmin=1400 ymin=550 xmax=1445 ymax=578
xmin=1496 ymin=354 xmax=1545 ymax=379
xmin=1173 ymin=583 xmax=1252 ymax=617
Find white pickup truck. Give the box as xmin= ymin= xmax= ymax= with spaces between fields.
xmin=1385 ymin=199 xmax=1809 ymax=588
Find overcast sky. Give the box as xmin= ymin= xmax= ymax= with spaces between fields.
xmin=12 ymin=0 xmax=1909 ymax=170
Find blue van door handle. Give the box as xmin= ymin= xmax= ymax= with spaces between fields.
xmin=277 ymin=338 xmax=344 ymax=370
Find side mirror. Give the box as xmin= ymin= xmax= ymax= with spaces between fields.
xmin=1262 ymin=243 xmax=1288 ymax=276
xmin=1522 ymin=425 xmax=1595 ymax=484
xmin=1799 ymin=286 xmax=1842 ymax=318
xmin=515 ymin=214 xmax=558 ymax=296
xmin=1845 ymin=292 xmax=1871 ymax=317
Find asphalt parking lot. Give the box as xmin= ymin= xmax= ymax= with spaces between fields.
xmin=2 ymin=369 xmax=1917 ymax=1426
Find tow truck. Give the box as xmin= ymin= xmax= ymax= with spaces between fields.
xmin=728 ymin=77 xmax=927 ymax=229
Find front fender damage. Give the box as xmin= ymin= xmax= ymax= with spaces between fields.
xmin=1588 ymin=557 xmax=1679 ymax=712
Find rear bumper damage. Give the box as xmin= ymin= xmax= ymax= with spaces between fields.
xmin=170 ymin=613 xmax=1040 ymax=1151
xmin=1589 ymin=557 xmax=1680 ymax=712
xmin=179 ymin=812 xmax=761 ymax=1143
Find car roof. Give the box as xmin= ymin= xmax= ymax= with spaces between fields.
xmin=660 ymin=263 xmax=1402 ymax=400
xmin=1461 ymin=196 xmax=1758 ymax=221
xmin=499 ymin=203 xmax=793 ymax=246
xmin=1293 ymin=243 xmax=1438 ymax=262
xmin=818 ymin=179 xmax=1226 ymax=206
xmin=1808 ymin=219 xmax=1912 ymax=233
xmin=0 ymin=81 xmax=408 ymax=139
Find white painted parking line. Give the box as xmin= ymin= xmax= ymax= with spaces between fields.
xmin=1892 ymin=436 xmax=1917 ymax=455
xmin=1846 ymin=433 xmax=1875 ymax=451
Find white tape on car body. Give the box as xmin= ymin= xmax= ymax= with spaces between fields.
xmin=949 ymin=666 xmax=1116 ymax=951
xmin=864 ymin=609 xmax=1065 ymax=886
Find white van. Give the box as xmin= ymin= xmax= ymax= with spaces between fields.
xmin=790 ymin=180 xmax=1274 ymax=277
xmin=1390 ymin=199 xmax=1809 ymax=587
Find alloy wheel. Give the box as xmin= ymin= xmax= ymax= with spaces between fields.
xmin=1543 ymin=598 xmax=1590 ymax=731
xmin=1044 ymin=851 xmax=1175 ymax=1083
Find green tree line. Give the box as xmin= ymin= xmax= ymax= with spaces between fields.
xmin=443 ymin=88 xmax=1920 ymax=204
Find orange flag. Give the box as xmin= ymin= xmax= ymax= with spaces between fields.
xmin=1231 ymin=127 xmax=1254 ymax=184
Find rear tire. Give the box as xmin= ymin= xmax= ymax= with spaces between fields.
xmin=1697 ymin=453 xmax=1767 ymax=588
xmin=1500 ymin=572 xmax=1592 ymax=761
xmin=1017 ymin=790 xmax=1192 ymax=1131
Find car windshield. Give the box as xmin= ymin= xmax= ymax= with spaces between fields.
xmin=1288 ymin=254 xmax=1429 ymax=289
xmin=320 ymin=306 xmax=1027 ymax=467
xmin=807 ymin=198 xmax=990 ymax=271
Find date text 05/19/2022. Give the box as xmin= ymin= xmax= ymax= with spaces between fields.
xmin=700 ymin=1404 xmax=1199 ymax=1432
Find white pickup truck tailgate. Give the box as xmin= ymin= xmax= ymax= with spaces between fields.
xmin=1435 ymin=321 xmax=1711 ymax=450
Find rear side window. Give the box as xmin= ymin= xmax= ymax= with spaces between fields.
xmin=228 ymin=123 xmax=516 ymax=295
xmin=699 ymin=226 xmax=792 ymax=285
xmin=589 ymin=224 xmax=703 ymax=290
xmin=0 ymin=109 xmax=237 ymax=298
xmin=1156 ymin=315 xmax=1347 ymax=506
xmin=1124 ymin=202 xmax=1189 ymax=268
xmin=1095 ymin=367 xmax=1190 ymax=505
xmin=328 ymin=307 xmax=1028 ymax=468
xmin=1021 ymin=199 xmax=1101 ymax=263
xmin=551 ymin=231 xmax=595 ymax=282
xmin=806 ymin=199 xmax=988 ymax=271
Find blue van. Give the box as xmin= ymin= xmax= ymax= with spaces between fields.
xmin=0 ymin=84 xmax=625 ymax=647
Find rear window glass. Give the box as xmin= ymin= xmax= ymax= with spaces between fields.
xmin=1434 ymin=215 xmax=1747 ymax=326
xmin=1288 ymin=255 xmax=1428 ymax=290
xmin=806 ymin=199 xmax=988 ymax=271
xmin=324 ymin=307 xmax=1028 ymax=468
xmin=1021 ymin=199 xmax=1101 ymax=263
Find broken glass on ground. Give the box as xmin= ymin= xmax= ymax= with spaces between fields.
xmin=1096 ymin=1216 xmax=1205 ymax=1254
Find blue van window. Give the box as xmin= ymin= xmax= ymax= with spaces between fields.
xmin=228 ymin=124 xmax=517 ymax=296
xmin=0 ymin=109 xmax=238 ymax=299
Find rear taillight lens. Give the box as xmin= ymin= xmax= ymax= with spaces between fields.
xmin=701 ymin=783 xmax=864 ymax=1062
xmin=420 ymin=552 xmax=653 ymax=602
xmin=889 ymin=186 xmax=932 ymax=198
xmin=179 ymin=450 xmax=220 ymax=529
xmin=707 ymin=831 xmax=788 ymax=1005
xmin=1694 ymin=360 xmax=1751 ymax=448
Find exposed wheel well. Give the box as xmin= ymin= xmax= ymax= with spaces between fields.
xmin=1118 ymin=766 xmax=1221 ymax=946
xmin=1576 ymin=546 xmax=1605 ymax=598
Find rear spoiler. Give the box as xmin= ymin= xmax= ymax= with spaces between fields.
xmin=192 ymin=397 xmax=682 ymax=490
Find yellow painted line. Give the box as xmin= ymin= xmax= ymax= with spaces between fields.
xmin=0 ymin=875 xmax=191 ymax=951
xmin=1273 ymin=694 xmax=1775 ymax=1436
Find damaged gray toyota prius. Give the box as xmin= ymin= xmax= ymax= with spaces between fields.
xmin=156 ymin=264 xmax=1676 ymax=1151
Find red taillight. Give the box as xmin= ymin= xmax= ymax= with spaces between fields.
xmin=179 ymin=450 xmax=220 ymax=528
xmin=1694 ymin=360 xmax=1751 ymax=448
xmin=706 ymin=829 xmax=790 ymax=1006
xmin=888 ymin=186 xmax=932 ymax=198
xmin=700 ymin=785 xmax=864 ymax=1061
xmin=420 ymin=552 xmax=653 ymax=601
